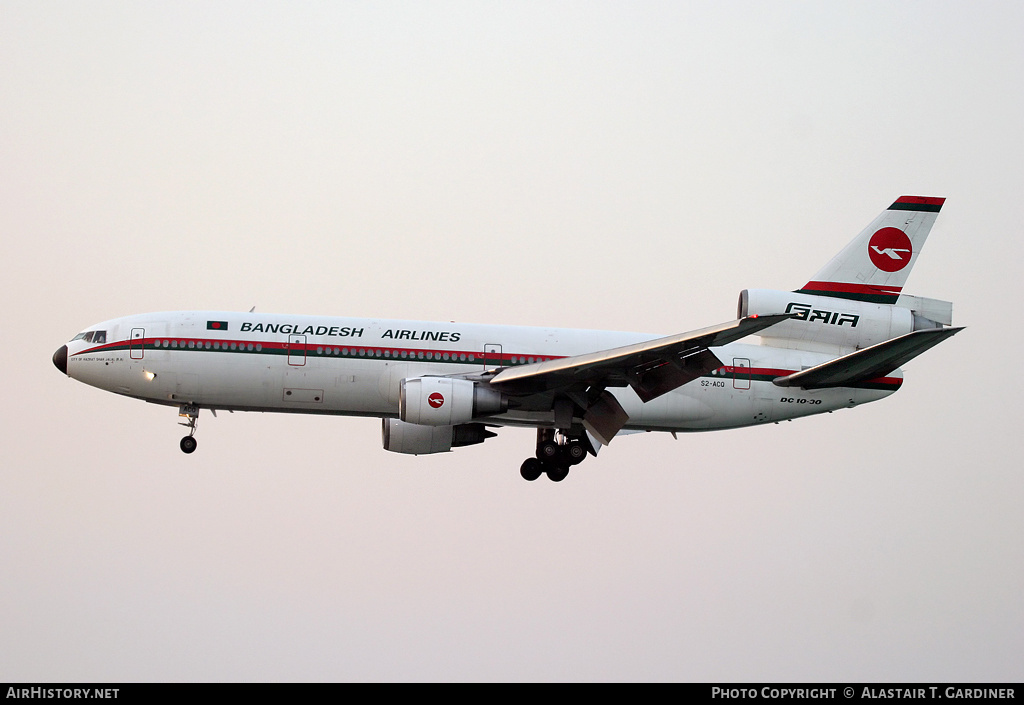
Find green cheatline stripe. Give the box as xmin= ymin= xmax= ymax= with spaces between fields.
xmin=851 ymin=380 xmax=901 ymax=390
xmin=700 ymin=371 xmax=783 ymax=383
xmin=707 ymin=371 xmax=898 ymax=388
xmin=722 ymin=374 xmax=792 ymax=383
xmin=888 ymin=202 xmax=941 ymax=213
xmin=794 ymin=288 xmax=899 ymax=304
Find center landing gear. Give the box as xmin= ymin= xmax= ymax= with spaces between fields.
xmin=519 ymin=428 xmax=589 ymax=482
xmin=178 ymin=404 xmax=199 ymax=454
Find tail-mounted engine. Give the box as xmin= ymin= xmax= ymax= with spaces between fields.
xmin=399 ymin=377 xmax=507 ymax=426
xmin=738 ymin=289 xmax=949 ymax=350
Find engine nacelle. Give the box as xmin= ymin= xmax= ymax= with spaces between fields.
xmin=381 ymin=419 xmax=496 ymax=455
xmin=399 ymin=377 xmax=506 ymax=426
xmin=739 ymin=288 xmax=914 ymax=350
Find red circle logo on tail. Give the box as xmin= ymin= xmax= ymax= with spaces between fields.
xmin=868 ymin=228 xmax=913 ymax=272
xmin=427 ymin=392 xmax=445 ymax=409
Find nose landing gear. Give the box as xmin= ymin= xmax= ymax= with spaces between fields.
xmin=519 ymin=428 xmax=590 ymax=482
xmin=178 ymin=404 xmax=199 ymax=454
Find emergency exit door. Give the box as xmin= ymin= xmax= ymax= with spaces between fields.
xmin=732 ymin=358 xmax=751 ymax=390
xmin=483 ymin=344 xmax=502 ymax=369
xmin=130 ymin=328 xmax=145 ymax=360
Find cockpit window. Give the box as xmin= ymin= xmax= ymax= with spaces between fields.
xmin=72 ymin=330 xmax=107 ymax=344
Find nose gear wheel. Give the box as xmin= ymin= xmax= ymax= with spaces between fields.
xmin=178 ymin=404 xmax=200 ymax=454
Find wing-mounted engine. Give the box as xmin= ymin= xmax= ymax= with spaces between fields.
xmin=386 ymin=377 xmax=506 ymax=454
xmin=399 ymin=377 xmax=507 ymax=426
xmin=382 ymin=419 xmax=496 ymax=455
xmin=738 ymin=288 xmax=940 ymax=350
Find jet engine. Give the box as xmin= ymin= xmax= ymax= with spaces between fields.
xmin=382 ymin=419 xmax=496 ymax=455
xmin=738 ymin=288 xmax=915 ymax=349
xmin=399 ymin=377 xmax=507 ymax=426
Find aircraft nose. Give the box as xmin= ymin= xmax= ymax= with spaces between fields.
xmin=53 ymin=345 xmax=68 ymax=375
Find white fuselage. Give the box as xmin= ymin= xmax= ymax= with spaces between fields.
xmin=65 ymin=310 xmax=898 ymax=432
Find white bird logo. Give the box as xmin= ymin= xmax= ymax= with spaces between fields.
xmin=871 ymin=246 xmax=910 ymax=260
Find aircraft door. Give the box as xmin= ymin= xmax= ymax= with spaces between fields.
xmin=288 ymin=334 xmax=306 ymax=366
xmin=483 ymin=344 xmax=502 ymax=369
xmin=130 ymin=328 xmax=145 ymax=360
xmin=732 ymin=358 xmax=751 ymax=390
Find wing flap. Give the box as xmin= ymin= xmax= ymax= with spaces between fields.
xmin=582 ymin=390 xmax=630 ymax=447
xmin=773 ymin=327 xmax=963 ymax=390
xmin=627 ymin=347 xmax=724 ymax=403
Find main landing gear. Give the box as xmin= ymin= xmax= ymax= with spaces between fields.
xmin=178 ymin=404 xmax=199 ymax=454
xmin=520 ymin=428 xmax=589 ymax=482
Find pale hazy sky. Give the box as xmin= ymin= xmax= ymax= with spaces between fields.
xmin=3 ymin=1 xmax=1022 ymax=681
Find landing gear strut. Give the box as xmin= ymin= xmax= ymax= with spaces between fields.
xmin=520 ymin=428 xmax=589 ymax=482
xmin=178 ymin=404 xmax=199 ymax=454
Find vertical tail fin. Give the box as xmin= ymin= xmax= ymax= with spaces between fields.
xmin=796 ymin=196 xmax=945 ymax=304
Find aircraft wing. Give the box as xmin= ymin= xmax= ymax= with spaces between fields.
xmin=487 ymin=314 xmax=791 ymax=446
xmin=773 ymin=326 xmax=964 ymax=390
xmin=489 ymin=314 xmax=791 ymax=401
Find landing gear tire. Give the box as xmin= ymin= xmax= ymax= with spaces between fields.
xmin=520 ymin=458 xmax=543 ymax=481
xmin=538 ymin=439 xmax=560 ymax=461
xmin=546 ymin=463 xmax=570 ymax=482
xmin=525 ymin=428 xmax=584 ymax=482
xmin=177 ymin=404 xmax=200 ymax=454
xmin=565 ymin=442 xmax=587 ymax=465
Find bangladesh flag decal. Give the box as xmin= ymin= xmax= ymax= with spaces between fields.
xmin=206 ymin=321 xmax=229 ymax=331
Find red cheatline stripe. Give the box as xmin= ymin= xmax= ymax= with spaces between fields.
xmin=800 ymin=281 xmax=903 ymax=296
xmin=68 ymin=340 xmax=904 ymax=388
xmin=721 ymin=366 xmax=794 ymax=377
xmin=893 ymin=196 xmax=945 ymax=206
xmin=713 ymin=366 xmax=901 ymax=388
xmin=850 ymin=376 xmax=904 ymax=389
xmin=889 ymin=196 xmax=944 ymax=213
xmin=69 ymin=341 xmax=128 ymax=356
xmin=70 ymin=337 xmax=567 ymax=364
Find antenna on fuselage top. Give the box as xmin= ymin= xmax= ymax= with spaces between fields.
xmin=249 ymin=306 xmax=256 ymax=312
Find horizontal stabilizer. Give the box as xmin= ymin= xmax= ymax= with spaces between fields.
xmin=773 ymin=327 xmax=963 ymax=390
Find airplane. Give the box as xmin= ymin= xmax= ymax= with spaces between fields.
xmin=52 ymin=196 xmax=962 ymax=482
